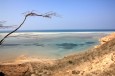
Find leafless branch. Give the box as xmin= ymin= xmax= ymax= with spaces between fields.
xmin=23 ymin=11 xmax=59 ymax=18
xmin=0 ymin=10 xmax=59 ymax=45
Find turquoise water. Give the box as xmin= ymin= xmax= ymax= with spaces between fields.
xmin=0 ymin=32 xmax=108 ymax=61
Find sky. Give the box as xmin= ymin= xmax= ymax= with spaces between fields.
xmin=0 ymin=0 xmax=115 ymax=30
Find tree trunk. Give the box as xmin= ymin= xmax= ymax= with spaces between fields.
xmin=0 ymin=16 xmax=27 ymax=45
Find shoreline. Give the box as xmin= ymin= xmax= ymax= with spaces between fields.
xmin=0 ymin=32 xmax=114 ymax=62
xmin=0 ymin=32 xmax=115 ymax=76
xmin=0 ymin=32 xmax=109 ymax=62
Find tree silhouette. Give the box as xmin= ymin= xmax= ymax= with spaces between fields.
xmin=0 ymin=11 xmax=57 ymax=45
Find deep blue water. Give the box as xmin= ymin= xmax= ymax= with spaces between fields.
xmin=0 ymin=29 xmax=115 ymax=33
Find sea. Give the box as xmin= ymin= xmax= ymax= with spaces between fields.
xmin=0 ymin=29 xmax=114 ymax=61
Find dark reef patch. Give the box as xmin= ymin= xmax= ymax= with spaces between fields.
xmin=23 ymin=43 xmax=44 ymax=47
xmin=2 ymin=44 xmax=20 ymax=46
xmin=78 ymin=44 xmax=85 ymax=46
xmin=56 ymin=42 xmax=96 ymax=50
xmin=85 ymin=42 xmax=95 ymax=45
xmin=33 ymin=43 xmax=44 ymax=47
xmin=56 ymin=43 xmax=78 ymax=49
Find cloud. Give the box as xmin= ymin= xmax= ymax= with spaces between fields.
xmin=0 ymin=24 xmax=17 ymax=29
xmin=0 ymin=20 xmax=18 ymax=29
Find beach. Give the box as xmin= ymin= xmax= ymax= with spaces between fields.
xmin=0 ymin=32 xmax=115 ymax=76
xmin=0 ymin=32 xmax=108 ymax=62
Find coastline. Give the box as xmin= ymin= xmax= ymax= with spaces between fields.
xmin=0 ymin=32 xmax=115 ymax=76
xmin=0 ymin=32 xmax=108 ymax=62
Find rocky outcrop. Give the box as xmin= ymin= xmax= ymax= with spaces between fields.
xmin=100 ymin=32 xmax=115 ymax=44
xmin=0 ymin=32 xmax=115 ymax=76
xmin=95 ymin=32 xmax=115 ymax=48
xmin=0 ymin=63 xmax=29 ymax=76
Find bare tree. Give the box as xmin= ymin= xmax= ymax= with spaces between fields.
xmin=0 ymin=11 xmax=57 ymax=45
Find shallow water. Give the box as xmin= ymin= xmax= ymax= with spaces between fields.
xmin=0 ymin=32 xmax=108 ymax=61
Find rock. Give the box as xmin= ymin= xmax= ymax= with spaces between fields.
xmin=95 ymin=32 xmax=115 ymax=48
xmin=0 ymin=63 xmax=29 ymax=76
xmin=72 ymin=70 xmax=80 ymax=74
xmin=31 ymin=74 xmax=36 ymax=76
xmin=35 ymin=70 xmax=38 ymax=74
xmin=100 ymin=32 xmax=115 ymax=44
xmin=0 ymin=72 xmax=5 ymax=76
